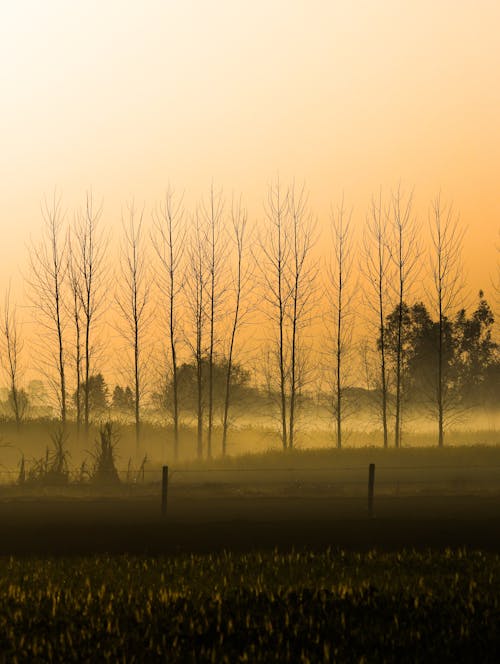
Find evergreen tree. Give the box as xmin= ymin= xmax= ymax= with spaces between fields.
xmin=73 ymin=373 xmax=109 ymax=417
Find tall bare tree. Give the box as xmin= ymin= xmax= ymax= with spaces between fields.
xmin=287 ymin=184 xmax=316 ymax=450
xmin=221 ymin=197 xmax=249 ymax=456
xmin=327 ymin=197 xmax=354 ymax=449
xmin=152 ymin=188 xmax=185 ymax=460
xmin=75 ymin=192 xmax=104 ymax=435
xmin=259 ymin=179 xmax=315 ymax=450
xmin=67 ymin=229 xmax=83 ymax=436
xmin=361 ymin=193 xmax=391 ymax=448
xmin=116 ymin=203 xmax=151 ymax=451
xmin=201 ymin=185 xmax=225 ymax=460
xmin=1 ymin=286 xmax=26 ymax=428
xmin=493 ymin=230 xmax=500 ymax=316
xmin=27 ymin=194 xmax=67 ymax=424
xmin=259 ymin=179 xmax=290 ymax=450
xmin=388 ymin=187 xmax=420 ymax=448
xmin=186 ymin=211 xmax=207 ymax=459
xmin=429 ymin=194 xmax=465 ymax=447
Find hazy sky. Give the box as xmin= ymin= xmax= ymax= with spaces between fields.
xmin=1 ymin=1 xmax=499 ymax=294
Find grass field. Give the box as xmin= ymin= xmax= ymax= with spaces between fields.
xmin=3 ymin=444 xmax=500 ymax=496
xmin=0 ymin=549 xmax=498 ymax=662
xmin=1 ymin=444 xmax=499 ymax=660
xmin=0 ymin=418 xmax=499 ymax=478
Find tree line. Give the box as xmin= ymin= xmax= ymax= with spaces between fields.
xmin=1 ymin=183 xmax=498 ymax=456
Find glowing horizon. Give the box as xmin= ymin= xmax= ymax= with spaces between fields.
xmin=1 ymin=1 xmax=498 ymax=317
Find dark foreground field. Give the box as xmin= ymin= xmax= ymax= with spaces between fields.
xmin=0 ymin=550 xmax=499 ymax=662
xmin=2 ymin=444 xmax=500 ymax=554
xmin=1 ymin=487 xmax=499 ymax=661
xmin=0 ymin=487 xmax=500 ymax=554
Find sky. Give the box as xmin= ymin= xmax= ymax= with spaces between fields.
xmin=0 ymin=0 xmax=499 ymax=297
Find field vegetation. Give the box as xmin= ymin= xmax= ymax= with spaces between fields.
xmin=0 ymin=549 xmax=498 ymax=662
xmin=1 ymin=417 xmax=499 ymax=476
xmin=1 ymin=416 xmax=499 ymax=498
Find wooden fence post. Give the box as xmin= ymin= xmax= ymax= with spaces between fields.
xmin=161 ymin=465 xmax=169 ymax=518
xmin=368 ymin=463 xmax=375 ymax=518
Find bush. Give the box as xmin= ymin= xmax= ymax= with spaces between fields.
xmin=90 ymin=422 xmax=120 ymax=486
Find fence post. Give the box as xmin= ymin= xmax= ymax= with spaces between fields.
xmin=161 ymin=465 xmax=169 ymax=518
xmin=368 ymin=463 xmax=375 ymax=518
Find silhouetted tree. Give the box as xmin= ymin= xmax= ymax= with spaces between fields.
xmin=259 ymin=180 xmax=316 ymax=450
xmin=287 ymin=184 xmax=316 ymax=450
xmin=453 ymin=291 xmax=499 ymax=407
xmin=327 ymin=196 xmax=354 ymax=449
xmin=495 ymin=232 xmax=500 ymax=312
xmin=361 ymin=192 xmax=391 ymax=447
xmin=382 ymin=297 xmax=499 ymax=418
xmin=116 ymin=202 xmax=151 ymax=451
xmin=403 ymin=303 xmax=454 ymax=408
xmin=27 ymin=193 xmax=67 ymax=424
xmin=1 ymin=286 xmax=27 ymax=428
xmin=158 ymin=358 xmax=250 ymax=415
xmin=383 ymin=301 xmax=443 ymax=412
xmin=7 ymin=389 xmax=29 ymax=424
xmin=201 ymin=185 xmax=225 ymax=459
xmin=27 ymin=380 xmax=50 ymax=415
xmin=112 ymin=385 xmax=134 ymax=412
xmin=152 ymin=187 xmax=185 ymax=460
xmin=91 ymin=421 xmax=120 ymax=485
xmin=222 ymin=197 xmax=249 ymax=455
xmin=67 ymin=228 xmax=84 ymax=436
xmin=388 ymin=187 xmax=420 ymax=447
xmin=73 ymin=373 xmax=109 ymax=417
xmin=259 ymin=178 xmax=290 ymax=449
xmin=429 ymin=194 xmax=465 ymax=446
xmin=185 ymin=212 xmax=207 ymax=458
xmin=74 ymin=192 xmax=105 ymax=437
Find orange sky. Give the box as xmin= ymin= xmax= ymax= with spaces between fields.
xmin=0 ymin=0 xmax=499 ymax=298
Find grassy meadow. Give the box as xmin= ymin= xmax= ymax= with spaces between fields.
xmin=0 ymin=416 xmax=499 ymax=476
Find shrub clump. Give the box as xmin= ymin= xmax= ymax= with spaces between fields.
xmin=18 ymin=427 xmax=70 ymax=486
xmin=90 ymin=421 xmax=121 ymax=486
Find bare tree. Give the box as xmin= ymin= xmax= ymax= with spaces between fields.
xmin=116 ymin=202 xmax=151 ymax=451
xmin=74 ymin=192 xmax=105 ymax=435
xmin=361 ymin=192 xmax=391 ymax=448
xmin=493 ymin=230 xmax=500 ymax=314
xmin=287 ymin=184 xmax=316 ymax=450
xmin=201 ymin=185 xmax=225 ymax=460
xmin=152 ymin=187 xmax=185 ymax=460
xmin=27 ymin=194 xmax=67 ymax=424
xmin=67 ymin=230 xmax=83 ymax=436
xmin=388 ymin=187 xmax=420 ymax=448
xmin=259 ymin=179 xmax=290 ymax=450
xmin=327 ymin=197 xmax=354 ymax=449
xmin=259 ymin=179 xmax=315 ymax=450
xmin=429 ymin=194 xmax=465 ymax=447
xmin=221 ymin=197 xmax=248 ymax=456
xmin=185 ymin=211 xmax=207 ymax=459
xmin=1 ymin=286 xmax=26 ymax=428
